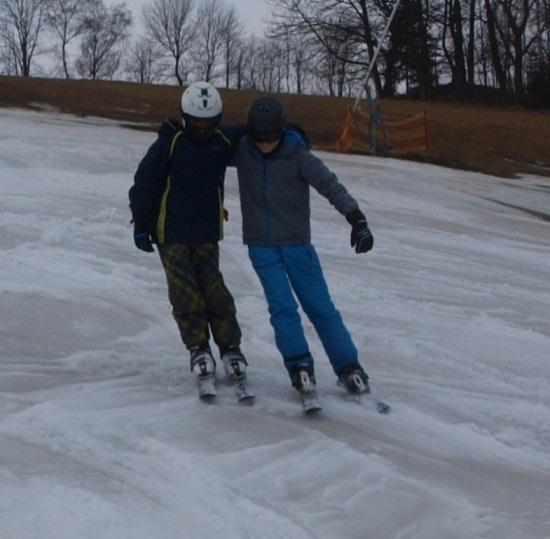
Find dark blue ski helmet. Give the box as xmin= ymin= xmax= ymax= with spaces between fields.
xmin=247 ymin=97 xmax=287 ymax=142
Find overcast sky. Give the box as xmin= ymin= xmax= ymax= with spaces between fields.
xmin=109 ymin=0 xmax=270 ymax=36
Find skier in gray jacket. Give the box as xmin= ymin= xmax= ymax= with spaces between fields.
xmin=232 ymin=96 xmax=374 ymax=400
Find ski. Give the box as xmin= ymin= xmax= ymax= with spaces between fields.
xmin=337 ymin=381 xmax=390 ymax=414
xmin=197 ymin=376 xmax=217 ymax=400
xmin=300 ymin=391 xmax=322 ymax=414
xmin=197 ymin=375 xmax=256 ymax=404
xmin=372 ymin=397 xmax=391 ymax=414
xmin=355 ymin=393 xmax=390 ymax=414
xmin=347 ymin=393 xmax=391 ymax=414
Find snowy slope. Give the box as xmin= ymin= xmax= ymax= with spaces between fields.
xmin=1 ymin=108 xmax=549 ymax=539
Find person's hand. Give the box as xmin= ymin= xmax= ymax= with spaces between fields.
xmin=346 ymin=209 xmax=374 ymax=254
xmin=134 ymin=229 xmax=154 ymax=252
xmin=132 ymin=208 xmax=154 ymax=252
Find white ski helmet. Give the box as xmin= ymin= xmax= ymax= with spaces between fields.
xmin=181 ymin=81 xmax=223 ymax=121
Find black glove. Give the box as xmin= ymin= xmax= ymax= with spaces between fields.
xmin=346 ymin=209 xmax=374 ymax=254
xmin=134 ymin=230 xmax=154 ymax=252
xmin=131 ymin=208 xmax=154 ymax=252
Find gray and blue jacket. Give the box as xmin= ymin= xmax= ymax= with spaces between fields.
xmin=232 ymin=129 xmax=359 ymax=245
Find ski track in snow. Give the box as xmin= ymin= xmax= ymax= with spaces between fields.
xmin=1 ymin=108 xmax=549 ymax=539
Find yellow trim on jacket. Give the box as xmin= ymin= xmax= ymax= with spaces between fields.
xmin=218 ymin=187 xmax=224 ymax=240
xmin=156 ymin=131 xmax=183 ymax=245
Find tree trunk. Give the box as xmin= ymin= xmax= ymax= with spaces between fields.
xmin=513 ymin=35 xmax=525 ymax=94
xmin=466 ymin=0 xmax=476 ymax=87
xmin=62 ymin=44 xmax=70 ymax=79
xmin=449 ymin=0 xmax=468 ymax=90
xmin=225 ymin=47 xmax=230 ymax=88
xmin=381 ymin=49 xmax=396 ymax=97
xmin=357 ymin=0 xmax=383 ymax=95
xmin=484 ymin=0 xmax=508 ymax=90
xmin=174 ymin=51 xmax=183 ymax=85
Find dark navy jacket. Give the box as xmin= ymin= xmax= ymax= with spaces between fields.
xmin=129 ymin=121 xmax=245 ymax=245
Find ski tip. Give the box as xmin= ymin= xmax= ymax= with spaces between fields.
xmin=302 ymin=399 xmax=323 ymax=414
xmin=235 ymin=380 xmax=255 ymax=403
xmin=300 ymin=390 xmax=322 ymax=415
xmin=238 ymin=394 xmax=255 ymax=404
xmin=376 ymin=401 xmax=391 ymax=414
xmin=199 ymin=391 xmax=217 ymax=402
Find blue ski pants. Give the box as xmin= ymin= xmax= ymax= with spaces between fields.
xmin=248 ymin=244 xmax=357 ymax=375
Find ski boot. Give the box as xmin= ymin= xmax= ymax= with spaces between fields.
xmin=338 ymin=363 xmax=370 ymax=395
xmin=190 ymin=346 xmax=217 ymax=399
xmin=221 ymin=345 xmax=248 ymax=382
xmin=221 ymin=345 xmax=254 ymax=402
xmin=289 ymin=364 xmax=321 ymax=414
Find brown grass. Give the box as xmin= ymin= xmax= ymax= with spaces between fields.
xmin=2 ymin=75 xmax=549 ymax=178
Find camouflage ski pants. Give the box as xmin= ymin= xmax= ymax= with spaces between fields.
xmin=158 ymin=243 xmax=241 ymax=351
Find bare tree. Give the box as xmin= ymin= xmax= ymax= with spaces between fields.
xmin=234 ymin=37 xmax=250 ymax=89
xmin=0 ymin=34 xmax=17 ymax=73
xmin=238 ymin=37 xmax=286 ymax=92
xmin=537 ymin=0 xmax=550 ymax=56
xmin=498 ymin=0 xmax=540 ymax=94
xmin=268 ymin=0 xmax=385 ymax=95
xmin=191 ymin=0 xmax=232 ymax=82
xmin=237 ymin=35 xmax=262 ymax=90
xmin=280 ymin=32 xmax=317 ymax=94
xmin=259 ymin=38 xmax=285 ymax=91
xmin=482 ymin=0 xmax=541 ymax=94
xmin=221 ymin=2 xmax=242 ymax=88
xmin=44 ymin=0 xmax=92 ymax=79
xmin=466 ymin=0 xmax=477 ymax=86
xmin=75 ymin=1 xmax=131 ymax=80
xmin=309 ymin=28 xmax=357 ymax=96
xmin=0 ymin=0 xmax=47 ymax=76
xmin=125 ymin=36 xmax=163 ymax=83
xmin=442 ymin=0 xmax=468 ymax=90
xmin=484 ymin=0 xmax=508 ymax=90
xmin=142 ymin=0 xmax=194 ymax=85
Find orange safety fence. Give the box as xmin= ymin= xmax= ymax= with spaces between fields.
xmin=336 ymin=106 xmax=356 ymax=153
xmin=384 ymin=112 xmax=430 ymax=153
xmin=337 ymin=105 xmax=429 ymax=155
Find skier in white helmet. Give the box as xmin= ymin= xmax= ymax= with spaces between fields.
xmin=129 ymin=81 xmax=250 ymax=398
xmin=180 ymin=81 xmax=223 ymax=140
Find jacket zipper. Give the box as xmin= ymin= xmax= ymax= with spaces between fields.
xmin=261 ymin=159 xmax=271 ymax=242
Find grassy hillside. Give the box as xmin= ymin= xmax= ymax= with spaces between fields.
xmin=2 ymin=75 xmax=550 ymax=179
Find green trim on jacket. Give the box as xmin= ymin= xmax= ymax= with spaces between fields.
xmin=156 ymin=131 xmax=183 ymax=245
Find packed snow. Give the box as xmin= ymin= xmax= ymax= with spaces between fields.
xmin=1 ymin=108 xmax=549 ymax=539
